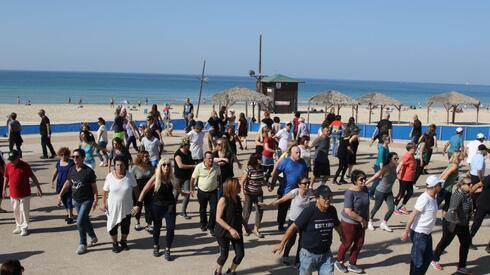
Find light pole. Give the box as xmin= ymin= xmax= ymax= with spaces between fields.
xmin=196 ymin=60 xmax=208 ymax=118
xmin=249 ymin=34 xmax=265 ymax=122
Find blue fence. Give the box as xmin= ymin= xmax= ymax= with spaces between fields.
xmin=2 ymin=119 xmax=490 ymax=141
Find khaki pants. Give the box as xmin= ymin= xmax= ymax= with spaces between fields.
xmin=11 ymin=197 xmax=30 ymax=230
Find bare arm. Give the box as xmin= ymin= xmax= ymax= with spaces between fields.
xmin=137 ymin=175 xmax=156 ymax=202
xmin=90 ymin=181 xmax=98 ymax=211
xmin=175 ymin=155 xmax=195 ymax=170
xmin=401 ymin=209 xmax=420 ymax=241
xmin=50 ymin=169 xmax=58 ymax=189
xmin=365 ymin=168 xmax=384 ymax=186
xmin=30 ymin=174 xmax=42 ymax=197
xmin=272 ymin=223 xmax=298 ymax=254
xmin=215 ymin=197 xmax=241 ymax=239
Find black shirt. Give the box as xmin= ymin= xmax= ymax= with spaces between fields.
xmin=477 ymin=176 xmax=490 ymax=211
xmin=216 ymin=196 xmax=243 ymax=238
xmin=325 ymin=113 xmax=336 ymax=126
xmin=185 ymin=119 xmax=196 ymax=133
xmin=213 ymin=151 xmax=234 ymax=180
xmin=68 ymin=165 xmax=97 ymax=202
xmin=412 ymin=119 xmax=422 ymax=137
xmin=208 ymin=117 xmax=220 ymax=131
xmin=376 ymin=119 xmax=392 ymax=143
xmin=295 ymin=204 xmax=340 ymax=254
xmin=174 ymin=149 xmax=194 ymax=179
xmin=262 ymin=118 xmax=274 ymax=129
xmin=113 ymin=116 xmax=125 ymax=132
xmin=153 ymin=182 xmax=175 ymax=206
xmin=40 ymin=116 xmax=50 ymax=137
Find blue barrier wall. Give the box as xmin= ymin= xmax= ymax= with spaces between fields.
xmin=1 ymin=119 xmax=489 ymax=141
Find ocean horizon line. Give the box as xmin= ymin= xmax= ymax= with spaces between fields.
xmin=1 ymin=68 xmax=489 ymax=88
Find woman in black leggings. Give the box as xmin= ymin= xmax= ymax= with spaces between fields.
xmin=215 ymin=178 xmax=252 ymax=275
xmin=134 ymin=158 xmax=180 ymax=261
xmin=431 ymin=176 xmax=473 ymax=274
xmin=469 ymin=175 xmax=490 ymax=251
xmin=333 ymin=128 xmax=354 ymax=185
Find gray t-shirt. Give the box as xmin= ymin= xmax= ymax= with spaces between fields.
xmin=341 ymin=187 xmax=370 ymax=224
xmin=141 ymin=137 xmax=161 ymax=161
xmin=376 ymin=165 xmax=397 ymax=194
xmin=287 ymin=188 xmax=313 ymax=221
xmin=130 ymin=165 xmax=154 ymax=185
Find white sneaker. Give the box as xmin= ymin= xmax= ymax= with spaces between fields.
xmin=88 ymin=237 xmax=98 ymax=247
xmin=12 ymin=227 xmax=21 ymax=234
xmin=368 ymin=221 xmax=375 ymax=231
xmin=20 ymin=228 xmax=28 ymax=236
xmin=380 ymin=222 xmax=393 ymax=232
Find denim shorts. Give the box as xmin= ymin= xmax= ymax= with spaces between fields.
xmin=261 ymin=156 xmax=274 ymax=166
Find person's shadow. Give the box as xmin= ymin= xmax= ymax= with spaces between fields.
xmin=0 ymin=250 xmax=44 ymax=262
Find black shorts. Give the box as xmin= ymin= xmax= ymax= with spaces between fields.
xmin=313 ymin=159 xmax=330 ymax=177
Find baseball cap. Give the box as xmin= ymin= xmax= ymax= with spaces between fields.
xmin=314 ymin=185 xmax=332 ymax=198
xmin=285 ymin=121 xmax=292 ymax=126
xmin=476 ymin=133 xmax=485 ymax=139
xmin=456 ymin=127 xmax=463 ymax=133
xmin=8 ymin=150 xmax=20 ymax=161
xmin=426 ymin=175 xmax=443 ymax=188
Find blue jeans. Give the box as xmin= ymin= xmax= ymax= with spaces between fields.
xmin=369 ymin=165 xmax=381 ymax=197
xmin=299 ymin=248 xmax=334 ymax=275
xmin=74 ymin=199 xmax=96 ymax=246
xmin=331 ymin=133 xmax=340 ymax=157
xmin=410 ymin=230 xmax=433 ymax=275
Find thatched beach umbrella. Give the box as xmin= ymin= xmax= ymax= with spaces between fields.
xmin=211 ymin=86 xmax=273 ymax=117
xmin=308 ymin=90 xmax=357 ymax=124
xmin=426 ymin=91 xmax=481 ymax=124
xmin=357 ymin=92 xmax=402 ymax=124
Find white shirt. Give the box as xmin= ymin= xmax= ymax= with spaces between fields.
xmin=470 ymin=153 xmax=485 ymax=176
xmin=187 ymin=130 xmax=205 ymax=160
xmin=103 ymin=172 xmax=137 ymax=232
xmin=297 ymin=123 xmax=309 ymax=138
xmin=299 ymin=146 xmax=312 ymax=167
xmin=275 ymin=129 xmax=291 ymax=152
xmin=287 ymin=188 xmax=313 ymax=221
xmin=97 ymin=125 xmax=108 ymax=143
xmin=467 ymin=140 xmax=483 ymax=165
xmin=141 ymin=137 xmax=161 ymax=161
xmin=411 ymin=192 xmax=438 ymax=235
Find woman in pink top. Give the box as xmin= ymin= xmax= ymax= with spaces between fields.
xmin=394 ymin=142 xmax=417 ymax=215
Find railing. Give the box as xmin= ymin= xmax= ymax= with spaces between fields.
xmin=1 ymin=119 xmax=489 ymax=141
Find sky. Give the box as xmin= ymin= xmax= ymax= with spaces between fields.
xmin=1 ymin=1 xmax=489 ymax=84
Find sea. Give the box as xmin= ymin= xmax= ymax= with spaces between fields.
xmin=0 ymin=70 xmax=489 ymax=106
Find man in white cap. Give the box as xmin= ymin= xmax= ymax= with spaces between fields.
xmin=466 ymin=133 xmax=485 ymax=168
xmin=401 ymin=175 xmax=442 ymax=275
xmin=273 ymin=121 xmax=293 ymax=155
xmin=442 ymin=127 xmax=465 ymax=160
xmin=469 ymin=144 xmax=487 ymax=185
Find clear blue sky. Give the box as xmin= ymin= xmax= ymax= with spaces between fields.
xmin=1 ymin=1 xmax=489 ymax=84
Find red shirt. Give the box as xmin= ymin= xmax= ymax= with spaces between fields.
xmin=5 ymin=161 xmax=34 ymax=198
xmin=398 ymin=152 xmax=416 ymax=182
xmin=262 ymin=136 xmax=276 ymax=158
xmin=293 ymin=117 xmax=300 ymax=134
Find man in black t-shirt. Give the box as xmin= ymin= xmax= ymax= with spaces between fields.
xmin=410 ymin=115 xmax=422 ymax=143
xmin=39 ymin=109 xmax=56 ymax=159
xmin=370 ymin=113 xmax=392 ymax=147
xmin=273 ymin=185 xmax=343 ymax=274
xmin=57 ymin=148 xmax=98 ymax=255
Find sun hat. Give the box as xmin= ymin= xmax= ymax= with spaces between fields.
xmin=426 ymin=175 xmax=443 ymax=188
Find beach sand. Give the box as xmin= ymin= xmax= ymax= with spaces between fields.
xmin=1 ymin=103 xmax=489 ymax=125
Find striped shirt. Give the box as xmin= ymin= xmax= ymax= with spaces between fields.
xmin=243 ymin=166 xmax=265 ymax=195
xmin=444 ymin=188 xmax=473 ymax=225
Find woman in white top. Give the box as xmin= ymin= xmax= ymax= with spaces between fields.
xmin=96 ymin=117 xmax=109 ymax=167
xmin=260 ymin=177 xmax=312 ymax=266
xmin=102 ymin=156 xmax=140 ymax=253
xmin=298 ymin=137 xmax=312 ymax=170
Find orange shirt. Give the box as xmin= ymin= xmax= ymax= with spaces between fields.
xmin=398 ymin=152 xmax=416 ymax=182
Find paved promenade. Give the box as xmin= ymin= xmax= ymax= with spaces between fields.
xmin=0 ymin=132 xmax=489 ymax=274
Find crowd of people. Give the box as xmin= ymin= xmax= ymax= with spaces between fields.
xmin=1 ymin=102 xmax=490 ymax=275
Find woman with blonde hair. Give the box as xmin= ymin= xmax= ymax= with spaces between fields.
xmin=437 ymin=150 xmax=463 ymax=213
xmin=133 ymin=158 xmax=180 ymax=261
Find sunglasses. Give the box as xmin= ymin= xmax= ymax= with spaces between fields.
xmin=161 ymin=163 xmax=171 ymax=167
xmin=358 ymin=177 xmax=367 ymax=181
xmin=72 ymin=155 xmax=82 ymax=159
xmin=394 ymin=157 xmax=399 ymax=160
xmin=216 ymin=143 xmax=222 ymax=146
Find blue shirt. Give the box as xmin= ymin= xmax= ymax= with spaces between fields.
xmin=277 ymin=157 xmax=308 ymax=195
xmin=375 ymin=146 xmax=389 ymax=167
xmin=448 ymin=134 xmax=464 ymax=153
xmin=470 ymin=153 xmax=486 ymax=177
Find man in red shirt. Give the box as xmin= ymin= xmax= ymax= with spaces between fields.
xmin=2 ymin=150 xmax=42 ymax=236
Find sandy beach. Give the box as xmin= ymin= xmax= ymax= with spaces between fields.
xmin=1 ymin=103 xmax=489 ymax=126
